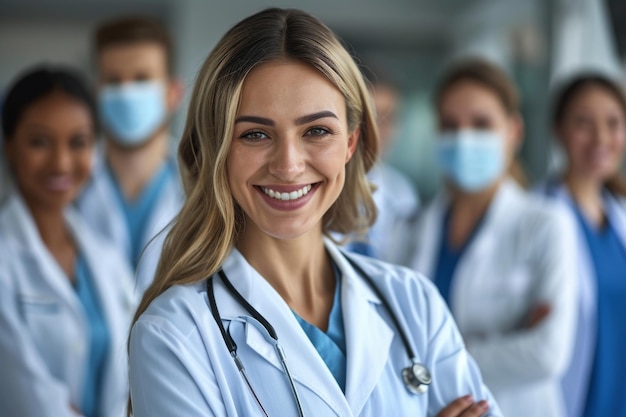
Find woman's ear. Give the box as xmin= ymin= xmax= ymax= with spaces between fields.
xmin=167 ymin=78 xmax=185 ymax=113
xmin=509 ymin=113 xmax=524 ymax=152
xmin=346 ymin=128 xmax=360 ymax=163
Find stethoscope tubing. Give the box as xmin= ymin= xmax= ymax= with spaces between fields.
xmin=206 ymin=251 xmax=431 ymax=416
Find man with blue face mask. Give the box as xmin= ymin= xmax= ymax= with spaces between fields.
xmin=77 ymin=17 xmax=184 ymax=294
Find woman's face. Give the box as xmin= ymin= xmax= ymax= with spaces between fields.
xmin=4 ymin=91 xmax=95 ymax=212
xmin=438 ymin=80 xmax=520 ymax=163
xmin=227 ymin=61 xmax=358 ymax=241
xmin=557 ymin=85 xmax=626 ymax=182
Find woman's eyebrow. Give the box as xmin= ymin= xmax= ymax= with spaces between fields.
xmin=295 ymin=111 xmax=338 ymax=125
xmin=235 ymin=111 xmax=338 ymax=127
xmin=235 ymin=115 xmax=274 ymax=126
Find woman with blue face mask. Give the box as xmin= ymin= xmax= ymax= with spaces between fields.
xmin=408 ymin=58 xmax=579 ymax=417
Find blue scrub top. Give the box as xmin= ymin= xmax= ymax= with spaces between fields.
xmin=293 ymin=264 xmax=347 ymax=392
xmin=433 ymin=209 xmax=484 ymax=304
xmin=108 ymin=161 xmax=173 ymax=267
xmin=575 ymin=209 xmax=626 ymax=416
xmin=75 ymin=255 xmax=110 ymax=417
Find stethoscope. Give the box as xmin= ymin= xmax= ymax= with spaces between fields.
xmin=206 ymin=253 xmax=432 ymax=417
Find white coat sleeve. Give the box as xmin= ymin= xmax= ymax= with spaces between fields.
xmin=0 ymin=267 xmax=83 ymax=417
xmin=129 ymin=315 xmax=227 ymax=417
xmin=419 ymin=279 xmax=503 ymax=417
xmin=465 ymin=207 xmax=578 ymax=388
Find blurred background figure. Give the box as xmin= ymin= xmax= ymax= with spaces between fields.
xmin=0 ymin=66 xmax=133 ymax=417
xmin=76 ymin=16 xmax=184 ymax=294
xmin=344 ymin=68 xmax=420 ymax=264
xmin=539 ymin=73 xmax=626 ymax=417
xmin=408 ymin=58 xmax=578 ymax=417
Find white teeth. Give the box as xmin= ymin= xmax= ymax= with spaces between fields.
xmin=262 ymin=184 xmax=313 ymax=201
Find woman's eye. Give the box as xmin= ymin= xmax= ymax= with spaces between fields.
xmin=305 ymin=127 xmax=331 ymax=137
xmin=240 ymin=130 xmax=268 ymax=141
xmin=472 ymin=117 xmax=492 ymax=130
xmin=573 ymin=115 xmax=592 ymax=128
xmin=29 ymin=136 xmax=50 ymax=148
xmin=69 ymin=134 xmax=92 ymax=150
xmin=607 ymin=116 xmax=623 ymax=131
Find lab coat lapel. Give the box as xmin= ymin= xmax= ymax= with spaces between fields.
xmin=606 ymin=192 xmax=626 ymax=249
xmin=2 ymin=194 xmax=83 ymax=318
xmin=450 ymin=180 xmax=517 ymax=323
xmin=92 ymin=154 xmax=130 ymax=257
xmin=66 ymin=209 xmax=131 ymax=416
xmin=411 ymin=193 xmax=447 ymax=277
xmin=326 ymin=243 xmax=394 ymax=416
xmin=216 ymin=248 xmax=353 ymax=417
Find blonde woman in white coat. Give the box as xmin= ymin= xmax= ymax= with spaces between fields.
xmin=540 ymin=74 xmax=626 ymax=417
xmin=409 ymin=58 xmax=578 ymax=417
xmin=0 ymin=66 xmax=134 ymax=417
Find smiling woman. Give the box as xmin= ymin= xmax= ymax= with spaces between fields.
xmin=128 ymin=8 xmax=502 ymax=417
xmin=0 ymin=66 xmax=134 ymax=417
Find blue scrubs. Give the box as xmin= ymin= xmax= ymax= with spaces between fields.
xmin=433 ymin=210 xmax=484 ymax=304
xmin=293 ymin=265 xmax=347 ymax=391
xmin=75 ymin=255 xmax=110 ymax=417
xmin=109 ymin=162 xmax=173 ymax=267
xmin=576 ymin=209 xmax=626 ymax=416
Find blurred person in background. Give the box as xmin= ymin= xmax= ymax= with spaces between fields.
xmin=0 ymin=66 xmax=133 ymax=417
xmin=408 ymin=57 xmax=578 ymax=417
xmin=345 ymin=69 xmax=420 ymax=264
xmin=539 ymin=73 xmax=626 ymax=417
xmin=76 ymin=16 xmax=184 ymax=294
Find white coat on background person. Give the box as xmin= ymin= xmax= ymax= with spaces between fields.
xmin=536 ymin=180 xmax=626 ymax=417
xmin=367 ymin=163 xmax=419 ymax=264
xmin=0 ymin=192 xmax=135 ymax=417
xmin=76 ymin=151 xmax=183 ymax=294
xmin=410 ymin=179 xmax=578 ymax=417
xmin=345 ymin=71 xmax=419 ymax=264
xmin=130 ymin=239 xmax=502 ymax=417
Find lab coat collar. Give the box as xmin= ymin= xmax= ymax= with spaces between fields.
xmin=414 ymin=179 xmax=521 ymax=275
xmin=547 ymin=181 xmax=626 ymax=249
xmin=0 ymin=193 xmax=83 ymax=318
xmin=215 ymin=239 xmax=393 ymax=416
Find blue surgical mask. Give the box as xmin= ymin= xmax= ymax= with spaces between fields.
xmin=436 ymin=129 xmax=505 ymax=192
xmin=99 ymin=80 xmax=167 ymax=146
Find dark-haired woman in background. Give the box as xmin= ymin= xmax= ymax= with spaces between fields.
xmin=0 ymin=66 xmax=134 ymax=417
xmin=408 ymin=58 xmax=578 ymax=417
xmin=541 ymin=73 xmax=626 ymax=417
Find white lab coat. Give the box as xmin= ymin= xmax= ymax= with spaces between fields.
xmin=536 ymin=180 xmax=626 ymax=417
xmin=76 ymin=151 xmax=183 ymax=294
xmin=0 ymin=192 xmax=135 ymax=417
xmin=409 ymin=179 xmax=578 ymax=417
xmin=129 ymin=239 xmax=502 ymax=417
xmin=368 ymin=163 xmax=420 ymax=265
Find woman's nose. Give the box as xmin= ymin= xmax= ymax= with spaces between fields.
xmin=50 ymin=144 xmax=72 ymax=172
xmin=268 ymin=137 xmax=306 ymax=181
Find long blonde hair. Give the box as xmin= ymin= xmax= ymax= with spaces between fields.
xmin=131 ymin=7 xmax=378 ymax=338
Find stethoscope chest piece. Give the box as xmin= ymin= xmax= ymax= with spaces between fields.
xmin=402 ymin=362 xmax=432 ymax=395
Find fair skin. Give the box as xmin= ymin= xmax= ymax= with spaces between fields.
xmin=97 ymin=41 xmax=183 ymax=200
xmin=437 ymin=80 xmax=522 ymax=248
xmin=228 ymin=61 xmax=489 ymax=417
xmin=557 ymin=84 xmax=626 ymax=228
xmin=228 ymin=61 xmax=358 ymax=330
xmin=4 ymin=91 xmax=95 ymax=280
